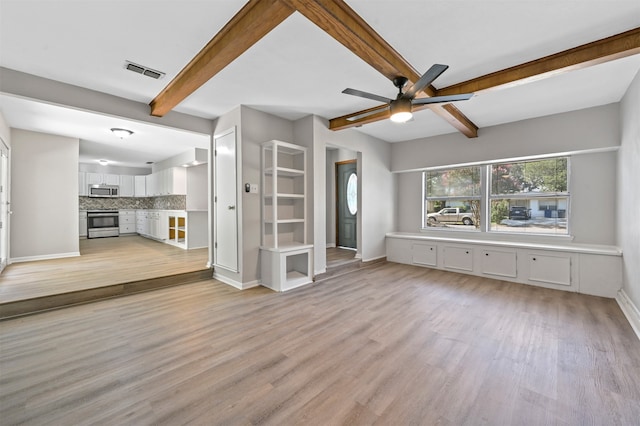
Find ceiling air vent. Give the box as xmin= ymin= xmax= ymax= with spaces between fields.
xmin=124 ymin=61 xmax=165 ymax=80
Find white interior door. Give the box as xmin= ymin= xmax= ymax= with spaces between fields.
xmin=214 ymin=128 xmax=238 ymax=272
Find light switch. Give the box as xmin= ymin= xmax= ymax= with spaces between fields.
xmin=250 ymin=184 xmax=259 ymax=193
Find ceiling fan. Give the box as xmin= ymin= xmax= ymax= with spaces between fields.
xmin=342 ymin=64 xmax=473 ymax=123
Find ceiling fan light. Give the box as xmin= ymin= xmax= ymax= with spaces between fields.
xmin=389 ymin=99 xmax=413 ymax=123
xmin=110 ymin=128 xmax=134 ymax=139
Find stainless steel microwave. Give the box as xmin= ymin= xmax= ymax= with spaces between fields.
xmin=88 ymin=184 xmax=119 ymax=198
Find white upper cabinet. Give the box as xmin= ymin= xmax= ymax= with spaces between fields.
xmin=86 ymin=172 xmax=119 ymax=186
xmin=119 ymin=175 xmax=134 ymax=197
xmin=134 ymin=175 xmax=147 ymax=197
xmin=145 ymin=168 xmax=186 ymax=196
xmin=78 ymin=172 xmax=87 ymax=196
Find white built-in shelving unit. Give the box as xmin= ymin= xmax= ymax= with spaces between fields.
xmin=260 ymin=140 xmax=313 ymax=291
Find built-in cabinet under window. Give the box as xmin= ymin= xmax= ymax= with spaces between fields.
xmin=387 ymin=233 xmax=621 ymax=298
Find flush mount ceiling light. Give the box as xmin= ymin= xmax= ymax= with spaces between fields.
xmin=110 ymin=128 xmax=133 ymax=139
xmin=98 ymin=159 xmax=109 ymax=166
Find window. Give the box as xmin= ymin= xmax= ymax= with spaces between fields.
xmin=490 ymin=158 xmax=568 ymax=234
xmin=423 ymin=166 xmax=481 ymax=229
xmin=422 ymin=157 xmax=570 ymax=235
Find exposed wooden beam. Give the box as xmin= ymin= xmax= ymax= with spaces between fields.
xmin=149 ymin=0 xmax=295 ymax=117
xmin=437 ymin=27 xmax=640 ymax=96
xmin=288 ymin=0 xmax=478 ymax=138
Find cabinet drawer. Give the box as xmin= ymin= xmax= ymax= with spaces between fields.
xmin=119 ymin=224 xmax=136 ymax=234
xmin=119 ymin=216 xmax=135 ymax=224
xmin=443 ymin=246 xmax=473 ymax=271
xmin=412 ymin=243 xmax=437 ymax=267
xmin=481 ymin=250 xmax=517 ymax=278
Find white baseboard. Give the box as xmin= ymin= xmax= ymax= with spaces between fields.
xmin=362 ymin=254 xmax=386 ymax=262
xmin=326 ymin=243 xmax=336 ymax=248
xmin=616 ymin=289 xmax=640 ymax=341
xmin=10 ymin=252 xmax=80 ymax=263
xmin=212 ymin=272 xmax=260 ymax=290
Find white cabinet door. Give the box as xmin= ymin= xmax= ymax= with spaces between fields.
xmin=443 ymin=246 xmax=473 ymax=271
xmin=104 ymin=174 xmax=119 ymax=185
xmin=481 ymin=249 xmax=517 ymax=278
xmin=527 ymin=253 xmax=571 ymax=286
xmin=412 ymin=243 xmax=437 ymax=267
xmin=78 ymin=172 xmax=87 ymax=196
xmin=168 ymin=167 xmax=187 ymax=195
xmin=86 ymin=173 xmax=103 ymax=185
xmin=146 ymin=174 xmax=156 ymax=196
xmin=119 ymin=175 xmax=134 ymax=197
xmin=79 ymin=211 xmax=87 ymax=237
xmin=134 ymin=176 xmax=146 ymax=197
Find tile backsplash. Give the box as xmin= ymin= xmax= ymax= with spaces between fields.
xmin=79 ymin=195 xmax=186 ymax=211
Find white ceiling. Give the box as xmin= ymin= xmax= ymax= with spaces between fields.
xmin=1 ymin=0 xmax=639 ymax=168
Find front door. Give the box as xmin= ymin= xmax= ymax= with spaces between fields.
xmin=336 ymin=160 xmax=357 ymax=249
xmin=214 ymin=128 xmax=238 ymax=272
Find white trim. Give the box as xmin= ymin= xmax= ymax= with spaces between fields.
xmin=212 ymin=272 xmax=260 ymax=290
xmin=616 ymin=289 xmax=640 ymax=341
xmin=10 ymin=252 xmax=80 ymax=263
xmin=326 ymin=243 xmax=336 ymax=248
xmin=362 ymin=254 xmax=386 ymax=262
xmin=393 ymin=146 xmax=619 ymax=174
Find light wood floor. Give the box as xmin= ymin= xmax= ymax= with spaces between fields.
xmin=0 ymin=236 xmax=209 ymax=303
xmin=326 ymin=246 xmax=357 ymax=268
xmin=1 ymin=262 xmax=639 ymax=425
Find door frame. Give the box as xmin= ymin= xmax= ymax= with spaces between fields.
xmin=0 ymin=137 xmax=8 ymax=274
xmin=213 ymin=127 xmax=239 ymax=273
xmin=335 ymin=159 xmax=357 ymax=249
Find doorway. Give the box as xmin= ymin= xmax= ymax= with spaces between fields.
xmin=336 ymin=159 xmax=357 ymax=249
xmin=213 ymin=128 xmax=238 ymax=272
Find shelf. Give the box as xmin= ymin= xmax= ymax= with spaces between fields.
xmin=261 ymin=140 xmax=311 ymax=291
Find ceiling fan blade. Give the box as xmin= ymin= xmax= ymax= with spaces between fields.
xmin=342 ymin=88 xmax=392 ymax=104
xmin=346 ymin=105 xmax=390 ymax=121
xmin=403 ymin=64 xmax=449 ymax=99
xmin=411 ymin=93 xmax=473 ymax=105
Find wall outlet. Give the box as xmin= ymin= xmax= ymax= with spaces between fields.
xmin=250 ymin=184 xmax=259 ymax=194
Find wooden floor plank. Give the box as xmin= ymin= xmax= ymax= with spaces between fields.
xmin=1 ymin=262 xmax=639 ymax=425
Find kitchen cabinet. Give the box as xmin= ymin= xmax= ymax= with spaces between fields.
xmin=147 ymin=211 xmax=168 ymax=241
xmin=79 ymin=210 xmax=87 ymax=237
xmin=86 ymin=172 xmax=119 ymax=186
xmin=144 ymin=168 xmax=186 ymax=196
xmin=166 ymin=211 xmax=207 ymax=249
xmin=118 ymin=210 xmax=136 ymax=234
xmin=119 ymin=175 xmax=134 ymax=197
xmin=136 ymin=210 xmax=149 ymax=235
xmin=78 ymin=172 xmax=87 ymax=196
xmin=134 ymin=175 xmax=146 ymax=197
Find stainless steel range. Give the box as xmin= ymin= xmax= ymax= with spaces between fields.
xmin=87 ymin=210 xmax=119 ymax=238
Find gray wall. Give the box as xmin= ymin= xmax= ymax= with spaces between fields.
xmin=313 ymin=116 xmax=395 ymax=263
xmin=240 ymin=106 xmax=294 ymax=284
xmin=618 ymin=69 xmax=640 ymax=313
xmin=392 ymin=104 xmax=620 ymax=246
xmin=10 ymin=129 xmax=79 ymax=261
